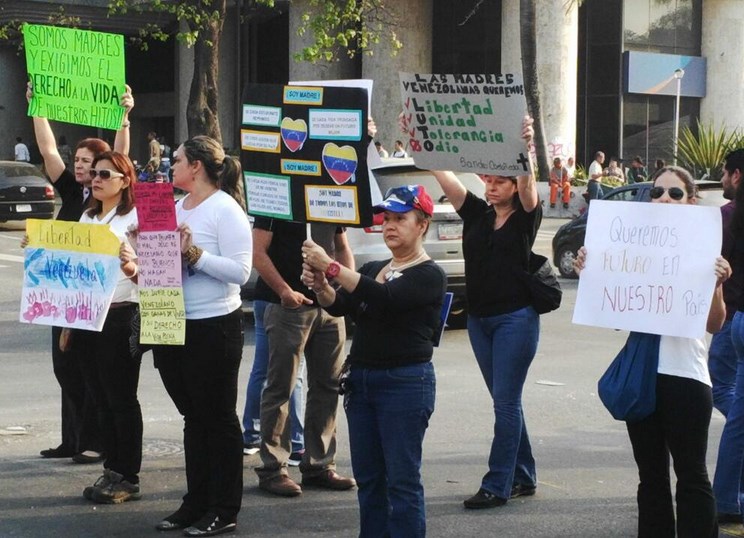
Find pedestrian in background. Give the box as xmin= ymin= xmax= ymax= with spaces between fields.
xmin=391 ymin=140 xmax=408 ymax=158
xmin=302 ymin=184 xmax=446 ymax=537
xmin=14 ymin=136 xmax=30 ymax=162
xmin=375 ymin=141 xmax=389 ymax=158
xmin=587 ymin=151 xmax=606 ymax=200
xmin=626 ymin=156 xmax=647 ymax=184
xmin=575 ymin=165 xmax=729 ymax=537
xmin=549 ymin=156 xmax=571 ymax=209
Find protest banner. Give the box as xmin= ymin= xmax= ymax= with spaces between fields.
xmin=23 ymin=24 xmax=126 ymax=131
xmin=399 ymin=73 xmax=529 ymax=175
xmin=21 ymin=219 xmax=121 ymax=331
xmin=134 ymin=183 xmax=185 ymax=345
xmin=572 ymin=200 xmax=721 ymax=339
xmin=240 ymin=83 xmax=372 ymax=226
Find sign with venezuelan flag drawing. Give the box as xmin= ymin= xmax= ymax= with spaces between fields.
xmin=134 ymin=183 xmax=185 ymax=345
xmin=21 ymin=219 xmax=121 ymax=331
xmin=240 ymin=83 xmax=372 ymax=226
xmin=23 ymin=24 xmax=126 ymax=131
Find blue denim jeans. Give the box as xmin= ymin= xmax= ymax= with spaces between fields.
xmin=467 ymin=306 xmax=539 ymax=499
xmin=713 ymin=312 xmax=744 ymax=514
xmin=710 ymin=320 xmax=736 ymax=416
xmin=587 ymin=179 xmax=604 ymax=201
xmin=241 ymin=300 xmax=305 ymax=452
xmin=345 ymin=362 xmax=435 ymax=538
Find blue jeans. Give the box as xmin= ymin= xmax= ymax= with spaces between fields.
xmin=587 ymin=180 xmax=604 ymax=200
xmin=241 ymin=300 xmax=305 ymax=453
xmin=714 ymin=312 xmax=744 ymax=514
xmin=710 ymin=320 xmax=736 ymax=416
xmin=345 ymin=362 xmax=435 ymax=538
xmin=467 ymin=306 xmax=539 ymax=499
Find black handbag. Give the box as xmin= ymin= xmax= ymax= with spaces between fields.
xmin=524 ymin=252 xmax=562 ymax=314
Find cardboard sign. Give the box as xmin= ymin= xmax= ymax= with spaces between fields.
xmin=21 ymin=219 xmax=121 ymax=331
xmin=399 ymin=73 xmax=528 ymax=175
xmin=240 ymin=83 xmax=371 ymax=226
xmin=23 ymin=24 xmax=126 ymax=131
xmin=133 ymin=183 xmax=185 ymax=345
xmin=134 ymin=183 xmax=177 ymax=232
xmin=136 ymin=231 xmax=185 ymax=345
xmin=572 ymin=200 xmax=721 ymax=339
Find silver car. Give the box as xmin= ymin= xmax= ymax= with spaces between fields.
xmin=242 ymin=158 xmax=484 ymax=328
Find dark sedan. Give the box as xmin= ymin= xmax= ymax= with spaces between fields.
xmin=552 ymin=181 xmax=726 ymax=278
xmin=0 ymin=161 xmax=55 ymax=222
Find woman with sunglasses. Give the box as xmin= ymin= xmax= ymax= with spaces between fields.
xmin=73 ymin=152 xmax=143 ymax=504
xmin=27 ymin=83 xmax=134 ymax=465
xmin=145 ymin=136 xmax=252 ymax=536
xmin=301 ymin=184 xmax=445 ymax=537
xmin=574 ymin=166 xmax=730 ymax=537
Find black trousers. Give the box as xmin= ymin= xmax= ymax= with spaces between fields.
xmin=51 ymin=325 xmax=101 ymax=454
xmin=154 ymin=309 xmax=244 ymax=522
xmin=78 ymin=305 xmax=143 ymax=483
xmin=626 ymin=374 xmax=717 ymax=538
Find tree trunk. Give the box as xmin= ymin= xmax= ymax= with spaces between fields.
xmin=186 ymin=0 xmax=225 ymax=143
xmin=519 ymin=0 xmax=549 ymax=182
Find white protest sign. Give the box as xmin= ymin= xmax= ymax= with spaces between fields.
xmin=399 ymin=73 xmax=528 ymax=175
xmin=573 ymin=200 xmax=721 ymax=339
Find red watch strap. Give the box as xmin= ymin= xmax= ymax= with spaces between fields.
xmin=325 ymin=261 xmax=341 ymax=279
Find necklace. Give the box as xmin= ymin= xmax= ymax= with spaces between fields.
xmin=385 ymin=251 xmax=428 ymax=281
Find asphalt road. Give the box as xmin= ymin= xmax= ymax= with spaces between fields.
xmin=0 ymin=218 xmax=736 ymax=537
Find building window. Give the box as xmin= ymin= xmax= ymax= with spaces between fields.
xmin=624 ymin=0 xmax=702 ymax=55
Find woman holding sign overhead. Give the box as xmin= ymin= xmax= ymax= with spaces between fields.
xmin=149 ymin=136 xmax=252 ymax=537
xmin=27 ymin=82 xmax=134 ymax=465
xmin=74 ymin=151 xmax=142 ymax=505
xmin=401 ymin=114 xmax=544 ymax=510
xmin=574 ymin=166 xmax=730 ymax=537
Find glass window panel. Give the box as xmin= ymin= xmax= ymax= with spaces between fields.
xmin=624 ymin=0 xmax=650 ymax=47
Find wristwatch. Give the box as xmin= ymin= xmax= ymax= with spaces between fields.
xmin=325 ymin=261 xmax=341 ymax=279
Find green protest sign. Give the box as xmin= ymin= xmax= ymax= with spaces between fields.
xmin=23 ymin=24 xmax=126 ymax=131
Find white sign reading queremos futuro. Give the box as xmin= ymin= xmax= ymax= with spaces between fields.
xmin=399 ymin=73 xmax=529 ymax=175
xmin=572 ymin=200 xmax=721 ymax=339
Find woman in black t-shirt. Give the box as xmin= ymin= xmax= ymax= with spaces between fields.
xmin=409 ymin=115 xmax=543 ymax=510
xmin=302 ymin=184 xmax=446 ymax=538
xmin=27 ymin=82 xmax=134 ymax=463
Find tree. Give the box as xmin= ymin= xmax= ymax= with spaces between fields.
xmin=1 ymin=0 xmax=400 ymax=143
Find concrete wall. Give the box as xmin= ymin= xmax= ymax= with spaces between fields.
xmin=502 ymin=0 xmax=578 ymax=161
xmin=700 ymin=0 xmax=744 ymax=130
xmin=362 ymin=0 xmax=433 ymax=152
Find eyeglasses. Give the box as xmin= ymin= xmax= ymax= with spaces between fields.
xmin=649 ymin=186 xmax=687 ymax=200
xmin=89 ymin=169 xmax=124 ymax=180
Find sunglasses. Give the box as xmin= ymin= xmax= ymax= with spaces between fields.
xmin=649 ymin=186 xmax=687 ymax=200
xmin=89 ymin=169 xmax=124 ymax=180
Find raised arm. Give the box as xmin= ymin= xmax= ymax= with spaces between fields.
xmin=113 ymin=84 xmax=134 ymax=155
xmin=516 ymin=115 xmax=539 ymax=213
xmin=27 ymin=83 xmax=65 ymax=182
xmin=707 ymin=256 xmax=731 ymax=333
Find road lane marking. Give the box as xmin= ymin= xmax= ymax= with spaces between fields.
xmin=0 ymin=254 xmax=23 ymax=264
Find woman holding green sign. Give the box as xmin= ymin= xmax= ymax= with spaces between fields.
xmin=28 ymin=81 xmax=134 ymax=467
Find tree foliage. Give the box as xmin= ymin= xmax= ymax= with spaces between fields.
xmin=678 ymin=121 xmax=744 ymax=181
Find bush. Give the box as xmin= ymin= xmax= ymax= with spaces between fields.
xmin=678 ymin=121 xmax=744 ymax=181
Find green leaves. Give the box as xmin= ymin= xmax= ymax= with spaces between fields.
xmin=678 ymin=121 xmax=744 ymax=181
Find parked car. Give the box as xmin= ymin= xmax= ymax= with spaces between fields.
xmin=0 ymin=161 xmax=56 ymax=222
xmin=242 ymin=158 xmax=484 ymax=328
xmin=552 ymin=180 xmax=727 ymax=278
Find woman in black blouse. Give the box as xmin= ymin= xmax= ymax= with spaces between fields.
xmin=301 ymin=185 xmax=446 ymax=538
xmin=421 ymin=115 xmax=542 ymax=510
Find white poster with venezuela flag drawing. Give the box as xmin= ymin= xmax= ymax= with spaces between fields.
xmin=240 ymin=83 xmax=372 ymax=226
xmin=21 ymin=219 xmax=121 ymax=331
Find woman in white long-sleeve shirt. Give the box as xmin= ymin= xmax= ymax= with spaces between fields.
xmin=149 ymin=136 xmax=252 ymax=537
